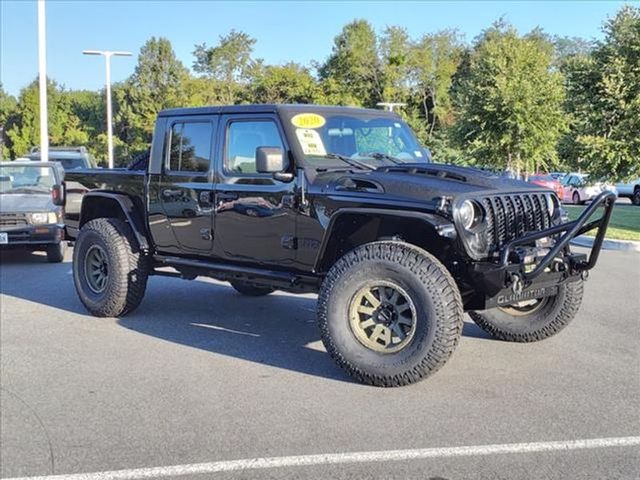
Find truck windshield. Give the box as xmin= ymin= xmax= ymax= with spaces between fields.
xmin=289 ymin=113 xmax=429 ymax=169
xmin=50 ymin=156 xmax=86 ymax=170
xmin=0 ymin=164 xmax=56 ymax=194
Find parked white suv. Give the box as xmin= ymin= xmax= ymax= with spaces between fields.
xmin=561 ymin=173 xmax=618 ymax=205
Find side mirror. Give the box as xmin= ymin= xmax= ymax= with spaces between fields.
xmin=51 ymin=183 xmax=65 ymax=206
xmin=256 ymin=147 xmax=286 ymax=173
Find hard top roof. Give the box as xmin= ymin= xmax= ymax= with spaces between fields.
xmin=158 ymin=104 xmax=400 ymax=118
xmin=1 ymin=160 xmax=64 ymax=170
xmin=29 ymin=150 xmax=88 ymax=159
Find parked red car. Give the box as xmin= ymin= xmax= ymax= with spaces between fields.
xmin=528 ymin=174 xmax=564 ymax=197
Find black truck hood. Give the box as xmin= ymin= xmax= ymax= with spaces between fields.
xmin=0 ymin=193 xmax=54 ymax=213
xmin=313 ymin=163 xmax=546 ymax=203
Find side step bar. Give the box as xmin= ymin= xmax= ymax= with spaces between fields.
xmin=152 ymin=255 xmax=321 ymax=293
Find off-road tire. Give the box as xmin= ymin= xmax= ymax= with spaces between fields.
xmin=46 ymin=242 xmax=66 ymax=263
xmin=73 ymin=218 xmax=149 ymax=317
xmin=469 ymin=280 xmax=584 ymax=342
xmin=318 ymin=241 xmax=464 ymax=387
xmin=230 ymin=281 xmax=274 ymax=296
xmin=632 ymin=187 xmax=640 ymax=206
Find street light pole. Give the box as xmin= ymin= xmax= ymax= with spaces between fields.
xmin=82 ymin=50 xmax=132 ymax=169
xmin=38 ymin=0 xmax=49 ymax=163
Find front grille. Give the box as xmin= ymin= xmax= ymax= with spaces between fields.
xmin=480 ymin=193 xmax=552 ymax=253
xmin=0 ymin=213 xmax=28 ymax=228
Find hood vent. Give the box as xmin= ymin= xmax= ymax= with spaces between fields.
xmin=379 ymin=166 xmax=468 ymax=183
xmin=335 ymin=177 xmax=384 ymax=193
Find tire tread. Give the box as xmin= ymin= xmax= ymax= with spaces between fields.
xmin=317 ymin=241 xmax=464 ymax=387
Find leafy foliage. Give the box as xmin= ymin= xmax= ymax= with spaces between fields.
xmin=193 ymin=30 xmax=260 ymax=104
xmin=453 ymin=22 xmax=567 ymax=175
xmin=561 ymin=6 xmax=640 ymax=181
xmin=318 ymin=20 xmax=383 ymax=107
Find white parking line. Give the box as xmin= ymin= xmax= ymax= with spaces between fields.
xmin=5 ymin=436 xmax=639 ymax=480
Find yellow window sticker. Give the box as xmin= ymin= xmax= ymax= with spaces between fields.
xmin=291 ymin=113 xmax=326 ymax=129
xmin=296 ymin=128 xmax=327 ymax=156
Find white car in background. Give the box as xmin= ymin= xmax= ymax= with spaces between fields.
xmin=615 ymin=177 xmax=640 ymax=205
xmin=561 ymin=173 xmax=618 ymax=205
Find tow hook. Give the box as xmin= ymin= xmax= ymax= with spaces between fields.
xmin=510 ymin=274 xmax=524 ymax=295
xmin=581 ymin=270 xmax=590 ymax=281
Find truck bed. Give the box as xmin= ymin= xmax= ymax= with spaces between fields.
xmin=64 ymin=168 xmax=147 ymax=234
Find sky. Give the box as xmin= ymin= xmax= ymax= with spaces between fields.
xmin=0 ymin=0 xmax=630 ymax=97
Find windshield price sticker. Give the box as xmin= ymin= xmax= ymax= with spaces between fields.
xmin=296 ymin=128 xmax=327 ymax=155
xmin=291 ymin=113 xmax=326 ymax=129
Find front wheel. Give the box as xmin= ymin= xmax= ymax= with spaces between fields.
xmin=73 ymin=218 xmax=149 ymax=317
xmin=318 ymin=241 xmax=464 ymax=387
xmin=46 ymin=242 xmax=66 ymax=263
xmin=632 ymin=187 xmax=640 ymax=206
xmin=469 ymin=280 xmax=584 ymax=342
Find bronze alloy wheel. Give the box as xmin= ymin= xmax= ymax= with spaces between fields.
xmin=348 ymin=281 xmax=417 ymax=353
xmin=84 ymin=244 xmax=109 ymax=294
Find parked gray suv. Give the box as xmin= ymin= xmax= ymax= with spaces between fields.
xmin=28 ymin=146 xmax=97 ymax=170
xmin=0 ymin=161 xmax=67 ymax=262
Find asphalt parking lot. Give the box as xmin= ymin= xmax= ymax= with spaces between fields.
xmin=1 ymin=247 xmax=639 ymax=479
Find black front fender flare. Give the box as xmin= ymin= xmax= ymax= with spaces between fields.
xmin=314 ymin=207 xmax=456 ymax=273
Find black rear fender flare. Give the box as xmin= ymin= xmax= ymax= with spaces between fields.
xmin=79 ymin=192 xmax=150 ymax=251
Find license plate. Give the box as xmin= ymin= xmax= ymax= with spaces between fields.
xmin=0 ymin=232 xmax=7 ymax=244
xmin=497 ymin=285 xmax=559 ymax=306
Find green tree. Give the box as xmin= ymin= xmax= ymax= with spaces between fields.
xmin=319 ymin=19 xmax=383 ymax=107
xmin=250 ymin=63 xmax=320 ymax=104
xmin=113 ymin=37 xmax=189 ymax=162
xmin=193 ymin=30 xmax=259 ymax=104
xmin=0 ymin=84 xmax=18 ymax=159
xmin=379 ymin=26 xmax=411 ymax=104
xmin=453 ymin=22 xmax=567 ymax=174
xmin=4 ymin=78 xmax=90 ymax=159
xmin=562 ymin=6 xmax=640 ymax=180
xmin=406 ymin=30 xmax=464 ymax=146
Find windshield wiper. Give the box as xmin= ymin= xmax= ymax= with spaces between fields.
xmin=364 ymin=152 xmax=405 ymax=165
xmin=322 ymin=153 xmax=376 ymax=171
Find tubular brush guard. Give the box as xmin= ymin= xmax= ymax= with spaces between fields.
xmin=500 ymin=190 xmax=617 ymax=282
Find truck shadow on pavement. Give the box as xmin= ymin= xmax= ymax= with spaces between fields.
xmin=1 ymin=249 xmax=492 ymax=384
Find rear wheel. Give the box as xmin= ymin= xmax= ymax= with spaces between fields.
xmin=572 ymin=191 xmax=583 ymax=205
xmin=46 ymin=242 xmax=66 ymax=263
xmin=318 ymin=241 xmax=464 ymax=387
xmin=469 ymin=280 xmax=584 ymax=342
xmin=73 ymin=218 xmax=149 ymax=317
xmin=230 ymin=281 xmax=274 ymax=296
xmin=632 ymin=187 xmax=640 ymax=206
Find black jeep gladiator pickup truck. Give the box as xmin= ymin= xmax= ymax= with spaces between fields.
xmin=63 ymin=104 xmax=615 ymax=387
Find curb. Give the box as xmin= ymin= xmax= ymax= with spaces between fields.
xmin=570 ymin=235 xmax=640 ymax=252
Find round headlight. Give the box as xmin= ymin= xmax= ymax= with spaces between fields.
xmin=545 ymin=193 xmax=557 ymax=218
xmin=459 ymin=200 xmax=482 ymax=230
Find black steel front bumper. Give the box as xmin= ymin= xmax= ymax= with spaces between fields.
xmin=468 ymin=191 xmax=616 ymax=309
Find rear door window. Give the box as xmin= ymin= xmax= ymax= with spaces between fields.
xmin=168 ymin=122 xmax=213 ymax=173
